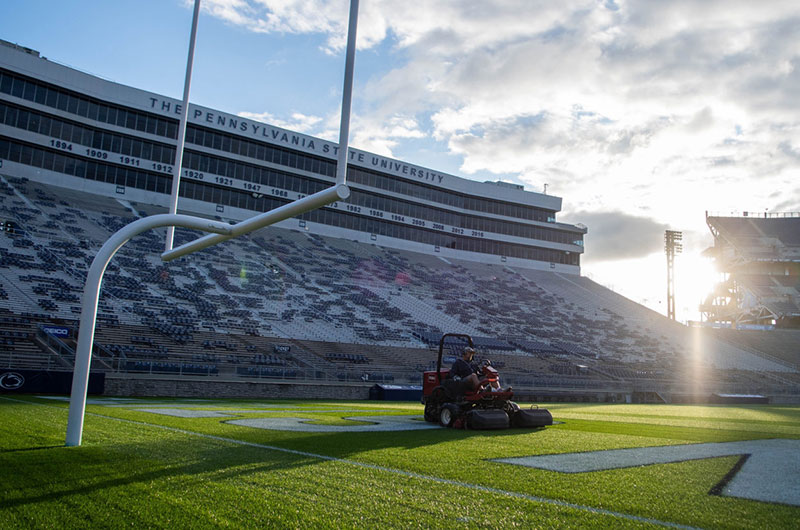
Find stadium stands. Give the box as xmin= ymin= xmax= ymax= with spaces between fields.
xmin=0 ymin=177 xmax=798 ymax=399
xmin=703 ymin=212 xmax=800 ymax=329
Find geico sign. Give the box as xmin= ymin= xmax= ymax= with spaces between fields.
xmin=42 ymin=326 xmax=70 ymax=337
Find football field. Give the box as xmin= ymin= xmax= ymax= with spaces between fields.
xmin=1 ymin=395 xmax=799 ymax=528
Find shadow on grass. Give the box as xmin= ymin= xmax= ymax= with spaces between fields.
xmin=0 ymin=445 xmax=64 ymax=453
xmin=0 ymin=437 xmax=321 ymax=509
xmin=1 ymin=400 xmax=555 ymax=511
xmin=5 ymin=427 xmax=551 ymax=509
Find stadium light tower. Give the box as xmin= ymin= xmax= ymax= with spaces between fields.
xmin=665 ymin=230 xmax=683 ymax=321
xmin=66 ymin=0 xmax=361 ymax=447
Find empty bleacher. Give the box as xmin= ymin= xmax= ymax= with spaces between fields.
xmin=0 ymin=176 xmax=798 ymax=397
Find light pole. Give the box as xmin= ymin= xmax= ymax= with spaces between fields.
xmin=665 ymin=230 xmax=683 ymax=321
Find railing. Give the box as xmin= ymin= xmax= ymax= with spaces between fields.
xmin=706 ymin=211 xmax=800 ymax=219
xmin=35 ymin=325 xmax=116 ymax=370
xmin=1 ymin=352 xmax=60 ymax=370
xmin=104 ymin=363 xmax=790 ymax=396
xmin=35 ymin=326 xmax=76 ymax=365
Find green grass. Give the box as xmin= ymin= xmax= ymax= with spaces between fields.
xmin=2 ymin=396 xmax=799 ymax=529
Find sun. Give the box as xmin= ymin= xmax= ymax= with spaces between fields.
xmin=676 ymin=252 xmax=720 ymax=323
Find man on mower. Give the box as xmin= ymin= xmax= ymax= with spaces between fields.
xmin=449 ymin=346 xmax=507 ymax=394
xmin=449 ymin=346 xmax=481 ymax=393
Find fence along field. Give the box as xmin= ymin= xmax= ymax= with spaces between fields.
xmin=1 ymin=396 xmax=799 ymax=528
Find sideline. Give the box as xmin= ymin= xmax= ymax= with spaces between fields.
xmin=1 ymin=396 xmax=698 ymax=529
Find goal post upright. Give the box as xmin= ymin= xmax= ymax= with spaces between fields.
xmin=165 ymin=0 xmax=202 ymax=253
xmin=335 ymin=0 xmax=359 ymax=187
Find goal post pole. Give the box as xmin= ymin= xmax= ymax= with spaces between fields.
xmin=335 ymin=0 xmax=359 ymax=187
xmin=165 ymin=0 xmax=202 ymax=253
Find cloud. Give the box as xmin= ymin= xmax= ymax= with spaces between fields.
xmin=237 ymin=110 xmax=323 ymax=134
xmin=770 ymin=189 xmax=800 ymax=213
xmin=350 ymin=115 xmax=426 ymax=156
xmin=560 ymin=210 xmax=670 ymax=262
xmin=204 ymin=0 xmax=800 ymax=235
xmin=200 ymin=0 xmax=390 ymax=52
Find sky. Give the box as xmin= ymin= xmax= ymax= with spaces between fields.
xmin=1 ymin=0 xmax=799 ymax=323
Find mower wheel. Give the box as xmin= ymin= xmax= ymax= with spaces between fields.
xmin=439 ymin=404 xmax=460 ymax=427
xmin=424 ymin=388 xmax=444 ymax=423
xmin=423 ymin=399 xmax=438 ymax=423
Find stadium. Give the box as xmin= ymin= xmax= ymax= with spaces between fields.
xmin=1 ymin=34 xmax=799 ymax=528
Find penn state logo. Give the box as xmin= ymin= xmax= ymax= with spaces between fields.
xmin=0 ymin=372 xmax=25 ymax=390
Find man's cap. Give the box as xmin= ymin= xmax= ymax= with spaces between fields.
xmin=464 ymin=347 xmax=476 ymax=354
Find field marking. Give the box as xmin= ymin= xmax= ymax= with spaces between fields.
xmin=226 ymin=415 xmax=439 ymax=432
xmin=136 ymin=408 xmax=369 ymax=418
xmin=2 ymin=396 xmax=699 ymax=528
xmin=493 ymin=439 xmax=800 ymax=507
xmin=136 ymin=408 xmax=236 ymax=418
xmin=135 ymin=409 xmax=438 ymax=431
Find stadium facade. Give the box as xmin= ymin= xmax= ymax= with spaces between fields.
xmin=0 ymin=40 xmax=585 ymax=273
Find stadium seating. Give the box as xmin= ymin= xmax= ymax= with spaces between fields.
xmin=0 ymin=176 xmax=797 ymax=396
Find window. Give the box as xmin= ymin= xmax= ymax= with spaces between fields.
xmin=11 ymin=79 xmax=25 ymax=98
xmin=77 ymin=98 xmax=89 ymax=117
xmin=0 ymin=74 xmax=12 ymax=94
xmin=45 ymin=87 xmax=57 ymax=108
xmin=56 ymin=91 xmax=68 ymax=111
xmin=66 ymin=95 xmax=78 ymax=114
xmin=34 ymin=84 xmax=47 ymax=105
xmin=88 ymin=101 xmax=99 ymax=121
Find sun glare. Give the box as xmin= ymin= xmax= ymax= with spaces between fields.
xmin=676 ymin=253 xmax=719 ymax=323
xmin=584 ymin=251 xmax=719 ymax=323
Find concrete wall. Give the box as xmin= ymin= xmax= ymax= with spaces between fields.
xmin=103 ymin=376 xmax=800 ymax=404
xmin=104 ymin=375 xmax=371 ymax=400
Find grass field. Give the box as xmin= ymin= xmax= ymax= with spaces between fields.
xmin=2 ymin=395 xmax=799 ymax=528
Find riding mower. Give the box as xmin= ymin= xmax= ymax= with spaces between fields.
xmin=421 ymin=334 xmax=553 ymax=430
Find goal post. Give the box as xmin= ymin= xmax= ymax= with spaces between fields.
xmin=66 ymin=214 xmax=233 ymax=446
xmin=66 ymin=0 xmax=360 ymax=446
xmin=65 ymin=185 xmax=348 ymax=446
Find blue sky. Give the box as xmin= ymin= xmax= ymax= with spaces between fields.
xmin=2 ymin=0 xmax=799 ymax=322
